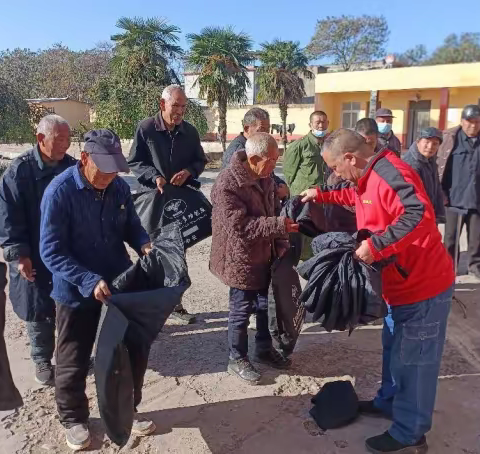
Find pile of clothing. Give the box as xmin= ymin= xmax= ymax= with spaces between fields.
xmin=297 ymin=230 xmax=388 ymax=332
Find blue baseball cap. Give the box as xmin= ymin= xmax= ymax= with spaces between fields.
xmin=83 ymin=129 xmax=129 ymax=173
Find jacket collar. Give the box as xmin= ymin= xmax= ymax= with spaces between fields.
xmin=33 ymin=144 xmax=46 ymax=170
xmin=229 ymin=150 xmax=264 ymax=187
xmin=408 ymin=143 xmax=431 ymax=164
xmin=153 ymin=112 xmax=185 ymax=134
xmin=73 ymin=162 xmax=87 ymax=189
xmin=307 ymin=131 xmax=323 ymax=148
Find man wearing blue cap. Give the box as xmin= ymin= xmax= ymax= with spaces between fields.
xmin=40 ymin=129 xmax=154 ymax=451
xmin=376 ymin=108 xmax=402 ymax=156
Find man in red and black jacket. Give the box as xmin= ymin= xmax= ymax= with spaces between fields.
xmin=302 ymin=129 xmax=454 ymax=454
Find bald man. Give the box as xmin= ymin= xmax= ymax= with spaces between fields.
xmin=301 ymin=129 xmax=454 ymax=454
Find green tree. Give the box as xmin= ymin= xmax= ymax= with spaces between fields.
xmin=395 ymin=44 xmax=428 ymax=66
xmin=428 ymin=33 xmax=480 ymax=65
xmin=307 ymin=15 xmax=389 ymax=71
xmin=187 ymin=26 xmax=253 ymax=151
xmin=256 ymin=40 xmax=312 ymax=151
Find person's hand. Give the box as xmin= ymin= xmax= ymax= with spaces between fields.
xmin=93 ymin=280 xmax=111 ymax=304
xmin=18 ymin=257 xmax=35 ymax=282
xmin=170 ymin=169 xmax=191 ymax=187
xmin=300 ymin=188 xmax=318 ymax=203
xmin=354 ymin=240 xmax=374 ymax=265
xmin=276 ymin=183 xmax=290 ymax=200
xmin=156 ymin=176 xmax=167 ymax=194
xmin=285 ymin=218 xmax=300 ymax=233
xmin=141 ymin=242 xmax=152 ymax=255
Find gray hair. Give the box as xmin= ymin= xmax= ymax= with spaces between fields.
xmin=243 ymin=108 xmax=270 ymax=127
xmin=245 ymin=132 xmax=277 ymax=158
xmin=161 ymin=84 xmax=185 ymax=101
xmin=37 ymin=114 xmax=70 ymax=138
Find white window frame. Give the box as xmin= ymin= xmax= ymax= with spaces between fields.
xmin=341 ymin=102 xmax=362 ymax=129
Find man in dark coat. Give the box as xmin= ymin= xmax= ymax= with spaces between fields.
xmin=210 ymin=132 xmax=299 ymax=384
xmin=437 ymin=104 xmax=480 ymax=278
xmin=403 ymin=127 xmax=445 ymax=223
xmin=376 ymin=108 xmax=402 ymax=156
xmin=40 ymin=129 xmax=154 ymax=451
xmin=0 ymin=114 xmax=74 ymax=386
xmin=128 ymin=84 xmax=207 ymax=324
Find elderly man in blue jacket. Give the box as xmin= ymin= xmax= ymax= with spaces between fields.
xmin=40 ymin=129 xmax=154 ymax=451
xmin=0 ymin=114 xmax=74 ymax=386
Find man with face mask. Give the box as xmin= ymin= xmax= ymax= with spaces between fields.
xmin=40 ymin=129 xmax=154 ymax=451
xmin=0 ymin=114 xmax=74 ymax=387
xmin=128 ymin=84 xmax=207 ymax=324
xmin=375 ymin=108 xmax=402 ymax=157
xmin=210 ymin=133 xmax=299 ymax=384
xmin=301 ymin=129 xmax=454 ymax=454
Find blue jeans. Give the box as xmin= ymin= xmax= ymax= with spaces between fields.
xmin=26 ymin=319 xmax=55 ymax=364
xmin=228 ymin=287 xmax=272 ymax=360
xmin=373 ymin=286 xmax=453 ymax=445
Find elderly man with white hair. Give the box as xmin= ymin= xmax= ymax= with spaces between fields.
xmin=210 ymin=132 xmax=299 ymax=384
xmin=0 ymin=114 xmax=74 ymax=386
xmin=128 ymin=84 xmax=207 ymax=324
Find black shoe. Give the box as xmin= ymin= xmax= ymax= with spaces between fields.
xmin=359 ymin=400 xmax=389 ymax=418
xmin=170 ymin=308 xmax=197 ymax=325
xmin=366 ymin=432 xmax=428 ymax=454
xmin=254 ymin=348 xmax=291 ymax=370
xmin=227 ymin=358 xmax=261 ymax=384
xmin=35 ymin=361 xmax=54 ymax=386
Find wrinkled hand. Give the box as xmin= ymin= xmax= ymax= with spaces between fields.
xmin=93 ymin=279 xmax=111 ymax=304
xmin=354 ymin=240 xmax=374 ymax=265
xmin=276 ymin=183 xmax=290 ymax=200
xmin=285 ymin=218 xmax=300 ymax=233
xmin=156 ymin=176 xmax=167 ymax=194
xmin=18 ymin=257 xmax=35 ymax=282
xmin=170 ymin=169 xmax=191 ymax=187
xmin=300 ymin=188 xmax=318 ymax=203
xmin=141 ymin=242 xmax=153 ymax=255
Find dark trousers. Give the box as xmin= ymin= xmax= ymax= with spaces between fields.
xmin=228 ymin=287 xmax=272 ymax=360
xmin=444 ymin=208 xmax=480 ymax=273
xmin=26 ymin=319 xmax=55 ymax=365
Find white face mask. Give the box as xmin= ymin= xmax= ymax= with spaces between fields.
xmin=377 ymin=122 xmax=392 ymax=135
xmin=312 ymin=129 xmax=327 ymax=138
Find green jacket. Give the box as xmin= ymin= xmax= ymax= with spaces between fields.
xmin=282 ymin=132 xmax=330 ymax=196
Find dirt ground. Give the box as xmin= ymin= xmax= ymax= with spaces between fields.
xmin=1 ymin=170 xmax=480 ymax=454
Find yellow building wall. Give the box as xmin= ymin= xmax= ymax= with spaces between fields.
xmin=447 ymin=87 xmax=480 ymax=128
xmin=37 ymin=101 xmax=91 ymax=130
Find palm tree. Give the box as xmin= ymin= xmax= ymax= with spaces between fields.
xmin=187 ymin=27 xmax=253 ymax=151
xmin=256 ymin=40 xmax=312 ymax=152
xmin=111 ymin=17 xmax=183 ymax=85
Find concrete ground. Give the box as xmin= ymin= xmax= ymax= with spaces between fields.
xmin=1 ymin=168 xmax=480 ymax=454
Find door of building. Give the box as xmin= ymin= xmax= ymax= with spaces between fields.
xmin=407 ymin=100 xmax=431 ymax=147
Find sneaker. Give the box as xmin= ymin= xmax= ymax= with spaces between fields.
xmin=65 ymin=424 xmax=91 ymax=451
xmin=170 ymin=308 xmax=197 ymax=325
xmin=366 ymin=431 xmax=428 ymax=454
xmin=248 ymin=314 xmax=257 ymax=331
xmin=132 ymin=414 xmax=156 ymax=436
xmin=227 ymin=358 xmax=261 ymax=384
xmin=254 ymin=348 xmax=291 ymax=370
xmin=34 ymin=362 xmax=54 ymax=386
xmin=359 ymin=400 xmax=390 ymax=418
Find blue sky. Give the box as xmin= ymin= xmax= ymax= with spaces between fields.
xmin=1 ymin=0 xmax=479 ymax=57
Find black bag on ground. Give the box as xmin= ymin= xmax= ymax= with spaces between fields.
xmin=133 ymin=184 xmax=212 ymax=249
xmin=95 ymin=226 xmax=190 ymax=447
xmin=309 ymin=381 xmax=359 ymax=430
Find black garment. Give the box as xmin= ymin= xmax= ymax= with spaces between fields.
xmin=0 ymin=146 xmax=75 ymax=321
xmin=403 ymin=143 xmax=446 ymax=223
xmin=445 ymin=129 xmax=480 ymax=210
xmin=0 ymin=262 xmax=23 ymax=411
xmin=127 ymin=113 xmax=207 ymax=188
xmin=221 ymin=133 xmax=286 ymax=187
xmin=297 ymin=231 xmax=388 ymax=332
xmin=228 ymin=287 xmax=272 ymax=360
xmin=444 ymin=208 xmax=480 ymax=274
xmin=378 ymin=132 xmax=402 ymax=157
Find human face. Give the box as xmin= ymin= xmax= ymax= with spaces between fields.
xmin=310 ymin=114 xmax=329 ymax=132
xmin=160 ymin=89 xmax=187 ymax=128
xmin=461 ymin=117 xmax=480 ymax=138
xmin=244 ymin=118 xmax=270 ymax=138
xmin=247 ymin=143 xmax=279 ymax=178
xmin=80 ymin=152 xmax=117 ymax=190
xmin=417 ymin=138 xmax=441 ymax=159
xmin=322 ymin=149 xmax=364 ymax=185
xmin=376 ymin=116 xmax=393 ymax=125
xmin=37 ymin=123 xmax=71 ymax=162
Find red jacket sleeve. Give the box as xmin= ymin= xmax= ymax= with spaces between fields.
xmin=315 ymin=182 xmax=356 ymax=207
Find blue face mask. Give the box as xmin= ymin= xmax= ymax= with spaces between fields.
xmin=312 ymin=129 xmax=327 ymax=138
xmin=377 ymin=122 xmax=392 ymax=135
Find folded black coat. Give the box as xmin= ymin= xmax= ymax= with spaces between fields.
xmin=297 ymin=231 xmax=387 ymax=332
xmin=132 ymin=183 xmax=212 ymax=249
xmin=95 ymin=226 xmax=190 ymax=447
xmin=281 ymin=196 xmax=357 ymax=237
